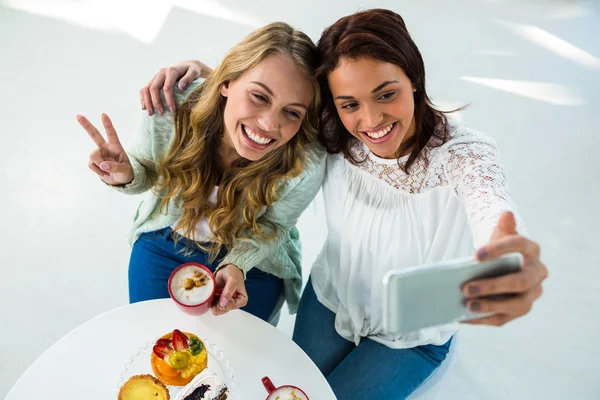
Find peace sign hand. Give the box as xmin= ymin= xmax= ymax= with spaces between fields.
xmin=77 ymin=113 xmax=134 ymax=186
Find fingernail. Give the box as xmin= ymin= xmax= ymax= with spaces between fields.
xmin=180 ymin=82 xmax=187 ymax=90
xmin=477 ymin=248 xmax=488 ymax=260
xmin=469 ymin=301 xmax=481 ymax=312
xmin=100 ymin=162 xmax=110 ymax=171
xmin=148 ymin=109 xmax=153 ymax=116
xmin=156 ymin=108 xmax=163 ymax=116
xmin=219 ymin=297 xmax=228 ymax=308
xmin=468 ymin=285 xmax=480 ymax=296
xmin=169 ymin=107 xmax=175 ymax=114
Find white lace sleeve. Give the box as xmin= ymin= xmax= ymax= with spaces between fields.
xmin=443 ymin=130 xmax=526 ymax=248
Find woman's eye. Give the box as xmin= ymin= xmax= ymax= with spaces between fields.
xmin=378 ymin=92 xmax=396 ymax=101
xmin=252 ymin=93 xmax=268 ymax=103
xmin=341 ymin=102 xmax=358 ymax=110
xmin=286 ymin=110 xmax=301 ymax=119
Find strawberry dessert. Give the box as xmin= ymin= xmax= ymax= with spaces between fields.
xmin=151 ymin=329 xmax=208 ymax=386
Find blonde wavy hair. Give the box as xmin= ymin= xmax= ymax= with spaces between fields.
xmin=155 ymin=22 xmax=320 ymax=259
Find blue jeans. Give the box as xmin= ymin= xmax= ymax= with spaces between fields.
xmin=128 ymin=227 xmax=283 ymax=322
xmin=293 ymin=278 xmax=452 ymax=400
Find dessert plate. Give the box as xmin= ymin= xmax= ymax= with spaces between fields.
xmin=118 ymin=337 xmax=236 ymax=398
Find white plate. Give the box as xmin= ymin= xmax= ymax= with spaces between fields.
xmin=118 ymin=337 xmax=236 ymax=398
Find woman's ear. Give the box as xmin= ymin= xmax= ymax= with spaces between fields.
xmin=220 ymin=81 xmax=230 ymax=97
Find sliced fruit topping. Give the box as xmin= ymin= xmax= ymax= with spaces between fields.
xmin=168 ymin=350 xmax=190 ymax=370
xmin=153 ymin=343 xmax=174 ymax=360
xmin=156 ymin=338 xmax=173 ymax=348
xmin=154 ymin=358 xmax=179 ymax=378
xmin=188 ymin=337 xmax=203 ymax=356
xmin=172 ymin=329 xmax=189 ymax=351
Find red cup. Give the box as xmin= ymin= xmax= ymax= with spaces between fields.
xmin=262 ymin=376 xmax=309 ymax=400
xmin=168 ymin=262 xmax=236 ymax=316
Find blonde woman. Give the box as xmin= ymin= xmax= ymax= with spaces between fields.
xmin=76 ymin=22 xmax=326 ymax=322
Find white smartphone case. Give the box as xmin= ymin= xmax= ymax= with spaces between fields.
xmin=382 ymin=253 xmax=523 ymax=334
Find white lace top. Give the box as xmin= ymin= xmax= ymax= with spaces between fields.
xmin=310 ymin=123 xmax=525 ymax=348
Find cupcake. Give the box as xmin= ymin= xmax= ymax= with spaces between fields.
xmin=151 ymin=329 xmax=208 ymax=386
xmin=176 ymin=370 xmax=229 ymax=400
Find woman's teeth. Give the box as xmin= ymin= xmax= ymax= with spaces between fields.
xmin=243 ymin=125 xmax=273 ymax=145
xmin=364 ymin=122 xmax=395 ymax=139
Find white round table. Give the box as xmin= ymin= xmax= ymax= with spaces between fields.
xmin=6 ymin=299 xmax=336 ymax=399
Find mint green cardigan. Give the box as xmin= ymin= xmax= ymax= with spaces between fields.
xmin=113 ymin=81 xmax=326 ymax=313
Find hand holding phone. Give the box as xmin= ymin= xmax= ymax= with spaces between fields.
xmin=382 ymin=253 xmax=523 ymax=334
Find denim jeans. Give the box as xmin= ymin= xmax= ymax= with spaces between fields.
xmin=128 ymin=227 xmax=282 ymax=322
xmin=293 ymin=278 xmax=452 ymax=399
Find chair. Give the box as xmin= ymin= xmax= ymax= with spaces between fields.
xmin=267 ymin=293 xmax=285 ymax=326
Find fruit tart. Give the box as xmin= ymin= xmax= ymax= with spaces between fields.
xmin=151 ymin=329 xmax=208 ymax=386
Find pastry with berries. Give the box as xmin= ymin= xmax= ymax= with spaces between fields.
xmin=151 ymin=329 xmax=208 ymax=386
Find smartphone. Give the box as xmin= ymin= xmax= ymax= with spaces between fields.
xmin=382 ymin=253 xmax=523 ymax=334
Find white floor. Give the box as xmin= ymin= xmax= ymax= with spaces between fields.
xmin=1 ymin=0 xmax=599 ymax=398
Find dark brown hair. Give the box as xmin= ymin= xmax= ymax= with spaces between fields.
xmin=315 ymin=8 xmax=454 ymax=172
